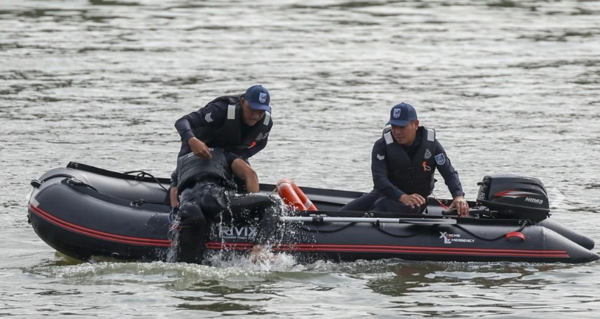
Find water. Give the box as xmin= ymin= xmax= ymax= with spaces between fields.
xmin=1 ymin=0 xmax=600 ymax=317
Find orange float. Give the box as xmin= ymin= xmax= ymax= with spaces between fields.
xmin=276 ymin=179 xmax=318 ymax=211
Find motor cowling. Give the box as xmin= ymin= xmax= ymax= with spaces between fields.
xmin=476 ymin=174 xmax=550 ymax=221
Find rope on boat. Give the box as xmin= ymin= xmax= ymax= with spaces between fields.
xmin=123 ymin=170 xmax=169 ymax=192
xmin=372 ymin=219 xmax=531 ymax=240
xmin=371 ymin=224 xmax=432 ymax=238
xmin=283 ymin=216 xmax=458 ymax=236
xmin=300 ymin=222 xmax=356 ymax=233
xmin=454 ymin=220 xmax=531 ymax=242
xmin=289 ymin=215 xmax=531 ymax=241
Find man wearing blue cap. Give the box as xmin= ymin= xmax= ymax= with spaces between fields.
xmin=174 ymin=85 xmax=272 ymax=160
xmin=168 ymin=85 xmax=274 ymax=263
xmin=340 ymin=102 xmax=469 ymax=216
xmin=170 ymin=85 xmax=272 ymax=196
xmin=170 ymin=85 xmax=272 ymax=217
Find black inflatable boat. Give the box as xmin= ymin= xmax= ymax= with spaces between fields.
xmin=27 ymin=162 xmax=599 ymax=264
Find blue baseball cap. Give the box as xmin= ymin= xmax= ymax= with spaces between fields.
xmin=387 ymin=102 xmax=418 ymax=127
xmin=243 ymin=85 xmax=271 ymax=112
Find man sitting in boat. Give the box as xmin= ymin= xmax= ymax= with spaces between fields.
xmin=170 ymin=148 xmax=260 ymax=264
xmin=340 ymin=102 xmax=470 ymax=217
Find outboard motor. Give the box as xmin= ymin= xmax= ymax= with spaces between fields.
xmin=476 ymin=174 xmax=550 ymax=222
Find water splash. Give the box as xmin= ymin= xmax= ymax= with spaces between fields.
xmin=166 ymin=210 xmax=180 ymax=263
xmin=203 ymin=194 xmax=304 ymax=271
xmin=206 ymin=246 xmax=299 ymax=272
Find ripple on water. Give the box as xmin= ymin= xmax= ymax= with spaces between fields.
xmin=2 ymin=0 xmax=600 ymax=317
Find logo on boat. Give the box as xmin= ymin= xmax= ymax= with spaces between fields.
xmin=525 ymin=197 xmax=543 ymax=205
xmin=439 ymin=232 xmax=475 ymax=244
xmin=219 ymin=226 xmax=257 ymax=239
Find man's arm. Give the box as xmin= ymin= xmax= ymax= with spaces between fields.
xmin=175 ymin=101 xmax=228 ymax=158
xmin=433 ymin=141 xmax=464 ymax=198
xmin=170 ymin=170 xmax=179 ymax=208
xmin=174 ymin=101 xmax=228 ymax=143
xmin=371 ymin=139 xmax=404 ymax=201
xmin=434 ymin=140 xmax=468 ymax=216
xmin=170 ymin=187 xmax=179 ymax=208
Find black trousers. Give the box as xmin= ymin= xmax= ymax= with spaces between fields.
xmin=176 ymin=181 xmax=231 ymax=264
xmin=339 ymin=189 xmax=425 ymax=214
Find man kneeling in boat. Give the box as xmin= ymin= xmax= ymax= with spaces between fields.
xmin=170 ymin=148 xmax=260 ymax=264
xmin=340 ymin=102 xmax=469 ymax=217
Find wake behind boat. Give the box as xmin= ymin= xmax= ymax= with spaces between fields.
xmin=26 ymin=162 xmax=599 ymax=264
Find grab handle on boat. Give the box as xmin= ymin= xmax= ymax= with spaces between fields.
xmin=30 ymin=179 xmax=41 ymax=188
xmin=505 ymin=231 xmax=526 ymax=242
xmin=65 ymin=177 xmax=98 ymax=192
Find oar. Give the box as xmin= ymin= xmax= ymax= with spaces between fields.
xmin=280 ymin=216 xmax=456 ymax=225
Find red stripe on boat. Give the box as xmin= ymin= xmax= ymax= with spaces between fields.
xmin=29 ymin=204 xmax=171 ymax=247
xmin=27 ymin=204 xmax=571 ymax=259
xmin=206 ymin=242 xmax=569 ymax=258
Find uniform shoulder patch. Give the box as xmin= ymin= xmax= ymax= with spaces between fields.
xmin=377 ymin=154 xmax=385 ymax=160
xmin=434 ymin=153 xmax=446 ymax=166
xmin=205 ymin=112 xmax=213 ymax=123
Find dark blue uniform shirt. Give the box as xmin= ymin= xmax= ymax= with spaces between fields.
xmin=174 ymin=101 xmax=268 ymax=160
xmin=371 ymin=129 xmax=464 ymax=201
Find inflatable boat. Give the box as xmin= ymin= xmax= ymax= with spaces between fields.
xmin=26 ymin=162 xmax=599 ymax=264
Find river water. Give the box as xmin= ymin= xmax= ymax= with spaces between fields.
xmin=1 ymin=0 xmax=600 ymax=317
